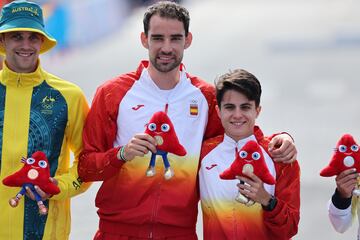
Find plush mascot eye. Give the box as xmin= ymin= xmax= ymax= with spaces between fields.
xmin=338 ymin=145 xmax=347 ymax=153
xmin=252 ymin=152 xmax=261 ymax=160
xmin=239 ymin=150 xmax=247 ymax=158
xmin=161 ymin=123 xmax=170 ymax=132
xmin=351 ymin=145 xmax=359 ymax=152
xmin=38 ymin=160 xmax=48 ymax=168
xmin=148 ymin=123 xmax=157 ymax=131
xmin=26 ymin=158 xmax=35 ymax=165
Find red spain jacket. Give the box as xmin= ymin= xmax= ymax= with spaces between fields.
xmin=78 ymin=61 xmax=223 ymax=238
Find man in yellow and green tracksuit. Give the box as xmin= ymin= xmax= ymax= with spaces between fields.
xmin=0 ymin=1 xmax=90 ymax=239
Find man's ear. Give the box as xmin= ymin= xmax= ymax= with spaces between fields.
xmin=140 ymin=32 xmax=149 ymax=49
xmin=184 ymin=32 xmax=192 ymax=49
xmin=40 ymin=35 xmax=45 ymax=44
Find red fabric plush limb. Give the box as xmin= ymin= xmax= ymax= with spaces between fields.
xmin=145 ymin=111 xmax=186 ymax=156
xmin=219 ymin=140 xmax=276 ymax=185
xmin=320 ymin=134 xmax=360 ymax=177
xmin=2 ymin=151 xmax=60 ymax=195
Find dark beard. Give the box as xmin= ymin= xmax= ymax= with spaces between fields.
xmin=151 ymin=54 xmax=182 ymax=73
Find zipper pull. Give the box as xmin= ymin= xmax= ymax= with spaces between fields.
xmin=17 ymin=75 xmax=22 ymax=87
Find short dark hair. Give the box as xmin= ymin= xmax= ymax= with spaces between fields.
xmin=215 ymin=69 xmax=262 ymax=107
xmin=143 ymin=1 xmax=190 ymax=36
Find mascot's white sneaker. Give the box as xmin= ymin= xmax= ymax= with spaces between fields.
xmin=235 ymin=192 xmax=249 ymax=204
xmin=245 ymin=199 xmax=255 ymax=206
xmin=353 ymin=188 xmax=360 ymax=196
xmin=164 ymin=167 xmax=174 ymax=180
xmin=146 ymin=167 xmax=156 ymax=177
xmin=235 ymin=192 xmax=255 ymax=206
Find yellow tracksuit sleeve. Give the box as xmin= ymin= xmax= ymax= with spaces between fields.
xmin=48 ymin=79 xmax=91 ymax=201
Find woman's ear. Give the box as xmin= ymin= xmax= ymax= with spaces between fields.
xmin=256 ymin=106 xmax=262 ymax=118
xmin=215 ymin=104 xmax=221 ymax=119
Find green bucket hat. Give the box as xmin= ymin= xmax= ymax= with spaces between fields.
xmin=0 ymin=0 xmax=57 ymax=55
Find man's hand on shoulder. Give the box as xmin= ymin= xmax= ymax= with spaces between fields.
xmin=268 ymin=133 xmax=297 ymax=164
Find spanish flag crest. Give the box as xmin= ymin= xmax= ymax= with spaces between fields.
xmin=190 ymin=103 xmax=198 ymax=116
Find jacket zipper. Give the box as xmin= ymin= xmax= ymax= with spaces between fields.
xmin=149 ymin=181 xmax=162 ymax=239
xmin=17 ymin=75 xmax=21 ymax=87
xmin=233 ymin=204 xmax=237 ymax=239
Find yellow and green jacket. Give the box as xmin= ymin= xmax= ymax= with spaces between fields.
xmin=0 ymin=62 xmax=91 ymax=240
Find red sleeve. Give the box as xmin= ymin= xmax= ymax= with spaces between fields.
xmin=203 ymin=90 xmax=223 ymax=141
xmin=189 ymin=76 xmax=224 ymax=141
xmin=78 ymin=65 xmax=143 ymax=182
xmin=78 ymin=84 xmax=124 ymax=182
xmin=263 ymin=161 xmax=301 ymax=239
xmin=254 ymin=127 xmax=300 ymax=238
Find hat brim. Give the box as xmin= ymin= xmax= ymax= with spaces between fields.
xmin=0 ymin=17 xmax=57 ymax=55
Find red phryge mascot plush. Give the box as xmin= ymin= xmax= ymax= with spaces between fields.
xmin=2 ymin=151 xmax=60 ymax=215
xmin=320 ymin=134 xmax=360 ymax=195
xmin=145 ymin=110 xmax=186 ymax=180
xmin=220 ymin=140 xmax=276 ymax=205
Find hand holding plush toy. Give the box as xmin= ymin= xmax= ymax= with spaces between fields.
xmin=220 ymin=140 xmax=276 ymax=205
xmin=2 ymin=151 xmax=60 ymax=215
xmin=144 ymin=110 xmax=186 ymax=180
xmin=320 ymin=134 xmax=360 ymax=196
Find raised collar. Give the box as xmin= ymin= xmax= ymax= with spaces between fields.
xmin=223 ymin=134 xmax=257 ymax=150
xmin=140 ymin=67 xmax=187 ymax=89
xmin=0 ymin=61 xmax=45 ymax=88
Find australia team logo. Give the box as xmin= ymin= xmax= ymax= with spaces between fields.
xmin=41 ymin=96 xmax=55 ymax=114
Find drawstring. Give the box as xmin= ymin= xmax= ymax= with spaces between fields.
xmin=164 ymin=103 xmax=169 ymax=114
